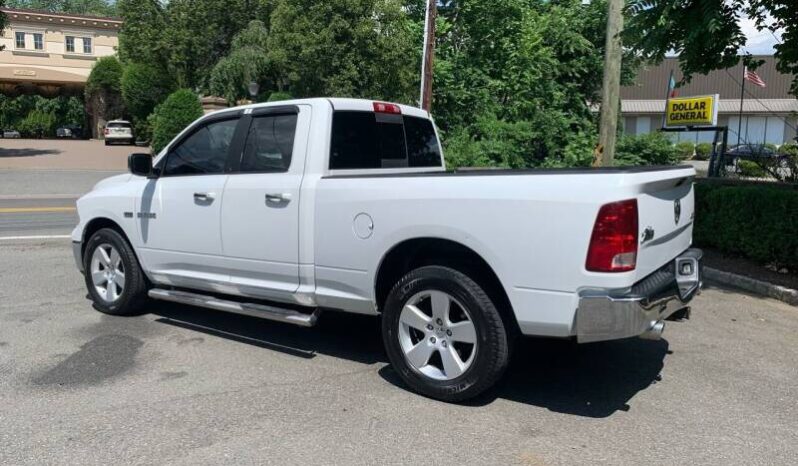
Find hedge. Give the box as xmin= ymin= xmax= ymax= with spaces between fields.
xmin=694 ymin=180 xmax=798 ymax=269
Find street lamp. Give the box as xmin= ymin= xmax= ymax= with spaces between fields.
xmin=248 ymin=81 xmax=260 ymax=101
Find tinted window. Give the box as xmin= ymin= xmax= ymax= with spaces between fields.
xmin=107 ymin=122 xmax=131 ymax=129
xmin=164 ymin=119 xmax=238 ymax=176
xmin=404 ymin=116 xmax=442 ymax=167
xmin=330 ymin=112 xmax=379 ymax=169
xmin=329 ymin=111 xmax=441 ymax=170
xmin=240 ymin=114 xmax=297 ymax=173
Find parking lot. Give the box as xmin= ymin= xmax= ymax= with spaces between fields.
xmin=1 ymin=140 xmax=797 ymax=465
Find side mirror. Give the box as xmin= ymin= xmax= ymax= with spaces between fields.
xmin=128 ymin=153 xmax=154 ymax=177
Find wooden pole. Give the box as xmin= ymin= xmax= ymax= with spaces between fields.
xmin=420 ymin=0 xmax=437 ymax=111
xmin=596 ymin=0 xmax=624 ymax=166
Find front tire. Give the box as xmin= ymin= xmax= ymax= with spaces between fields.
xmin=382 ymin=266 xmax=510 ymax=402
xmin=83 ymin=228 xmax=149 ymax=316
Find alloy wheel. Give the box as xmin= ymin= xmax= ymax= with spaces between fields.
xmin=90 ymin=243 xmax=126 ymax=302
xmin=397 ymin=290 xmax=478 ymax=381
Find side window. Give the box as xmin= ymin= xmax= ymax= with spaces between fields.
xmin=240 ymin=114 xmax=298 ymax=173
xmin=329 ymin=111 xmax=442 ymax=170
xmin=163 ymin=118 xmax=238 ymax=176
xmin=330 ymin=111 xmax=379 ymax=169
xmin=405 ymin=116 xmax=442 ymax=167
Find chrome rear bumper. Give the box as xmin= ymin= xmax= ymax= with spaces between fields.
xmin=575 ymin=248 xmax=702 ymax=343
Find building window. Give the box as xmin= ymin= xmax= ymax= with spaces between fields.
xmin=33 ymin=33 xmax=43 ymax=51
xmin=82 ymin=37 xmax=92 ymax=54
xmin=65 ymin=36 xmax=75 ymax=53
xmin=15 ymin=32 xmax=25 ymax=49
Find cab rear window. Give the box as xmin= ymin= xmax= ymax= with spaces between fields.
xmin=329 ymin=111 xmax=442 ymax=170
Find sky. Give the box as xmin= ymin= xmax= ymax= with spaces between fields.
xmin=741 ymin=17 xmax=782 ymax=55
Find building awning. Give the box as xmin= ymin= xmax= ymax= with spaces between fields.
xmin=622 ymin=99 xmax=798 ymax=115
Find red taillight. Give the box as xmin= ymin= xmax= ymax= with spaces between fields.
xmin=104 ymin=128 xmax=109 ymax=135
xmin=373 ymin=102 xmax=402 ymax=114
xmin=586 ymin=199 xmax=638 ymax=272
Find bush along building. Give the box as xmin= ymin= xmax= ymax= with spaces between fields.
xmin=621 ymin=56 xmax=797 ymax=147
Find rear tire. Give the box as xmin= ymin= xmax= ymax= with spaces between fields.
xmin=104 ymin=140 xmax=110 ymax=146
xmin=83 ymin=228 xmax=149 ymax=316
xmin=382 ymin=265 xmax=510 ymax=402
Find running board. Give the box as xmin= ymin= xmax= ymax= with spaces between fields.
xmin=148 ymin=288 xmax=320 ymax=327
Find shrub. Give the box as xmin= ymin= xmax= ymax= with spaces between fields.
xmin=778 ymin=142 xmax=798 ymax=157
xmin=150 ymin=89 xmax=203 ymax=153
xmin=674 ymin=141 xmax=695 ymax=160
xmin=694 ymin=142 xmax=713 ymax=160
xmin=17 ymin=110 xmax=56 ymax=138
xmin=694 ymin=181 xmax=798 ymax=269
xmin=267 ymin=91 xmax=293 ymax=102
xmin=86 ymin=56 xmax=125 ymax=132
xmin=121 ymin=62 xmax=174 ymax=122
xmin=615 ymin=132 xmax=680 ymax=166
xmin=737 ymin=160 xmax=766 ymax=178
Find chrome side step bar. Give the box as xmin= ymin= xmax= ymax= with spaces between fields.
xmin=148 ymin=288 xmax=320 ymax=327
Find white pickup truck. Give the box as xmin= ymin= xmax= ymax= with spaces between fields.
xmin=72 ymin=98 xmax=702 ymax=401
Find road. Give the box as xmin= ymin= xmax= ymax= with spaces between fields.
xmin=0 ymin=238 xmax=797 ymax=465
xmin=0 ymin=168 xmax=123 ymax=238
xmin=1 ymin=141 xmax=797 ymax=464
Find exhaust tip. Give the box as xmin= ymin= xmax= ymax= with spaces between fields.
xmin=640 ymin=320 xmax=665 ymax=341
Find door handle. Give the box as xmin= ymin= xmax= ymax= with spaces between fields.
xmin=193 ymin=192 xmax=215 ymax=202
xmin=265 ymin=193 xmax=292 ymax=203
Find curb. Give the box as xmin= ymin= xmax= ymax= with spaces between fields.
xmin=704 ymin=267 xmax=798 ymax=306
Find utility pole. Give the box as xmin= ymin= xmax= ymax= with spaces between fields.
xmin=419 ymin=0 xmax=437 ymax=111
xmin=596 ymin=0 xmax=624 ymax=166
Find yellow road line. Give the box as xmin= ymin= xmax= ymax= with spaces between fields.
xmin=0 ymin=206 xmax=77 ymax=214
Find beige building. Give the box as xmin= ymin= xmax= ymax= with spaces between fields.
xmin=0 ymin=7 xmax=121 ymax=98
xmin=621 ymin=56 xmax=798 ymax=146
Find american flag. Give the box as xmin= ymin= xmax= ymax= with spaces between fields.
xmin=744 ymin=67 xmax=767 ymax=88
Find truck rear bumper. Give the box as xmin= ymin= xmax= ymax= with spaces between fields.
xmin=575 ymin=248 xmax=702 ymax=343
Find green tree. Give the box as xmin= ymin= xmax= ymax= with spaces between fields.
xmin=210 ymin=20 xmax=277 ymax=104
xmin=118 ymin=0 xmax=274 ymax=90
xmin=121 ymin=62 xmax=174 ymax=122
xmin=5 ymin=0 xmax=117 ymax=16
xmin=150 ymin=89 xmax=203 ymax=154
xmin=625 ymin=1 xmax=798 ymax=95
xmin=433 ymin=0 xmax=634 ymax=168
xmin=267 ymin=0 xmax=416 ymax=102
xmin=85 ymin=56 xmax=125 ymax=131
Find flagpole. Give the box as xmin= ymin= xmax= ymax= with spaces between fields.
xmin=662 ymin=69 xmax=674 ymax=129
xmin=737 ymin=66 xmax=746 ymax=147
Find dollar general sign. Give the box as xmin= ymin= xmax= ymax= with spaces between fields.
xmin=665 ymin=95 xmax=719 ymax=127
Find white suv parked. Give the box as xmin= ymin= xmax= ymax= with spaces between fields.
xmin=72 ymin=98 xmax=702 ymax=401
xmin=104 ymin=119 xmax=134 ymax=145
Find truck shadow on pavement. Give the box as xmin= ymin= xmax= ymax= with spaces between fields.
xmin=149 ymin=301 xmax=668 ymax=418
xmin=0 ymin=147 xmax=61 ymax=157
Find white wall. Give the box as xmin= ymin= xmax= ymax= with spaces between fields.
xmin=728 ymin=116 xmax=786 ymax=146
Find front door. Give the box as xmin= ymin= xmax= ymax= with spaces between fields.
xmin=219 ymin=106 xmax=310 ymax=299
xmin=136 ymin=115 xmax=241 ymax=289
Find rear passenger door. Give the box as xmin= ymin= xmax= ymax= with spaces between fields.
xmin=219 ymin=105 xmax=311 ymax=299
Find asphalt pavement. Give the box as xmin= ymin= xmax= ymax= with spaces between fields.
xmin=0 ymin=169 xmax=123 ymax=238
xmin=0 ymin=238 xmax=797 ymax=465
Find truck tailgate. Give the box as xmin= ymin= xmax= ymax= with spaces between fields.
xmin=634 ymin=172 xmax=695 ymax=280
